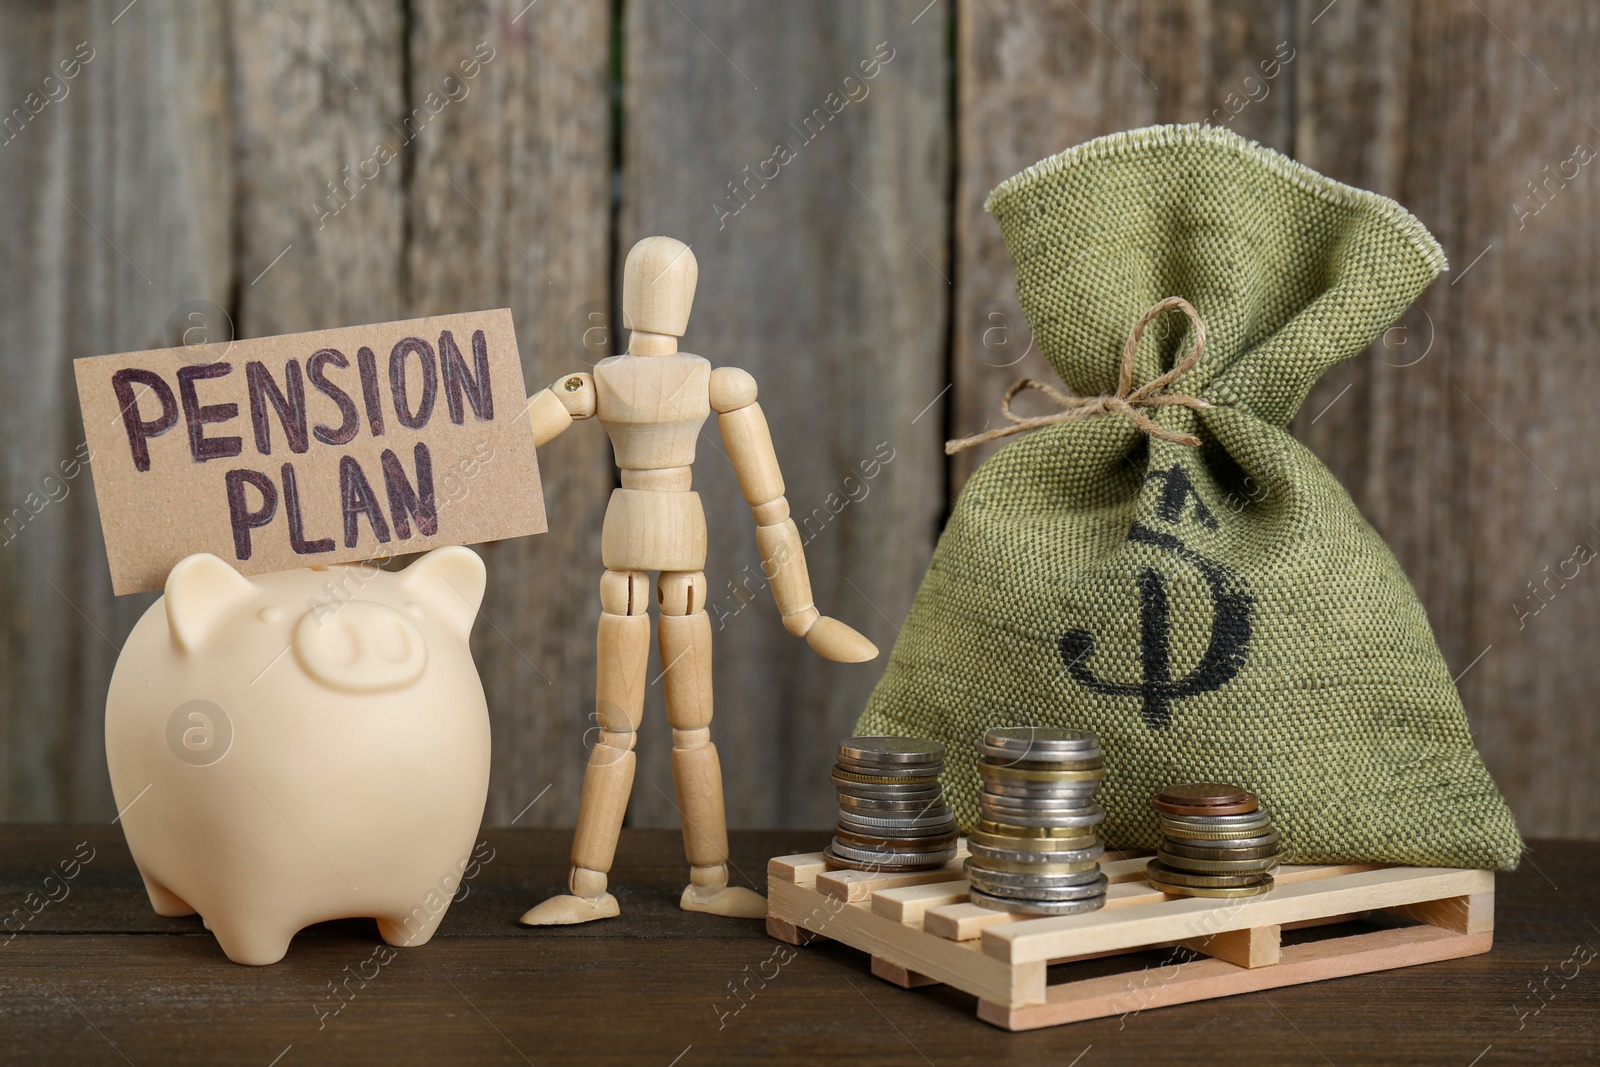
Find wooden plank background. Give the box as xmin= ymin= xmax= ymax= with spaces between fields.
xmin=0 ymin=1 xmax=1592 ymax=841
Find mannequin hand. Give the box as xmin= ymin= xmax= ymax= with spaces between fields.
xmin=804 ymin=616 xmax=878 ymax=663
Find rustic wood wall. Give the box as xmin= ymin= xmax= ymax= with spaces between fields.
xmin=1 ymin=1 xmax=1593 ymax=840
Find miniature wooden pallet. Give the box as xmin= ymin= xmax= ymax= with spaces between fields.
xmin=766 ymin=844 xmax=1493 ymax=1031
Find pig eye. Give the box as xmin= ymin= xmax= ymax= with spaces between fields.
xmin=257 ymin=606 xmax=284 ymax=623
xmin=404 ymin=601 xmax=424 ymax=619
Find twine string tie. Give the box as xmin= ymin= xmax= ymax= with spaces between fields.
xmin=945 ymin=296 xmax=1215 ymax=455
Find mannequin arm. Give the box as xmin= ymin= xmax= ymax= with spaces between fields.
xmin=711 ymin=367 xmax=877 ymax=663
xmin=527 ymin=373 xmax=597 ymax=447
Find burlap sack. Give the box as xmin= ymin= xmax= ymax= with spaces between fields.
xmin=856 ymin=124 xmax=1521 ymax=869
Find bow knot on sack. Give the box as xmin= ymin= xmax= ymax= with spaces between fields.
xmin=947 ymin=297 xmax=1214 ymax=454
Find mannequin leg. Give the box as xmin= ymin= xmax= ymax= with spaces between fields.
xmin=658 ymin=570 xmax=765 ymax=919
xmin=520 ymin=569 xmax=650 ymax=926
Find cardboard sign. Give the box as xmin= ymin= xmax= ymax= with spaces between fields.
xmin=75 ymin=309 xmax=545 ymax=595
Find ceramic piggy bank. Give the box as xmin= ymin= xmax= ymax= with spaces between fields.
xmin=106 ymin=547 xmax=491 ymax=965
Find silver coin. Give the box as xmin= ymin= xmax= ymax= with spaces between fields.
xmin=972 ymin=748 xmax=1100 ymax=771
xmin=826 ymin=841 xmax=956 ymax=867
xmin=833 ymin=757 xmax=941 ymax=779
xmin=836 ymin=789 xmax=946 ymax=806
xmin=830 ymin=837 xmax=952 ymax=859
xmin=1155 ymin=850 xmax=1281 ymax=875
xmin=967 ymin=840 xmax=1105 ymax=866
xmin=982 ymin=727 xmax=1099 ymax=757
xmin=836 ymin=809 xmax=958 ymax=832
xmin=837 ymin=736 xmax=945 ymax=766
xmin=965 ymin=861 xmax=1105 ymax=890
xmin=981 ymin=778 xmax=1102 ymax=800
xmin=982 ymin=793 xmax=1102 ymax=812
xmin=833 ymin=821 xmax=958 ymax=845
xmin=831 ymin=836 xmax=956 ymax=859
xmin=838 ymin=794 xmax=950 ymax=814
xmin=977 ymin=809 xmax=1104 ymax=830
xmin=979 ymin=796 xmax=1107 ymax=812
xmin=967 ymin=872 xmax=1110 ymax=900
xmin=836 ymin=810 xmax=956 ymax=833
xmin=1159 ymin=810 xmax=1274 ymax=832
xmin=972 ymin=764 xmax=1113 ymax=780
xmin=969 ymin=887 xmax=1106 ymax=915
xmin=1161 ymin=830 xmax=1280 ymax=851
xmin=835 ymin=824 xmax=959 ymax=844
xmin=825 ymin=844 xmax=947 ymax=870
xmin=828 ymin=851 xmax=956 ymax=871
xmin=979 ymin=774 xmax=1105 ymax=794
xmin=980 ymin=738 xmax=1102 ymax=759
xmin=978 ymin=802 xmax=1102 ymax=822
xmin=834 ymin=780 xmax=946 ymax=802
xmin=978 ymin=741 xmax=1104 ymax=763
xmin=981 ymin=796 xmax=1104 ymax=819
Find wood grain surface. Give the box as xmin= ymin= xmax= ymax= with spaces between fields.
xmin=0 ymin=1 xmax=1594 ymax=840
xmin=1 ymin=825 xmax=1595 ymax=1065
xmin=0 ymin=1 xmax=235 ymax=823
xmin=619 ymin=0 xmax=948 ymax=830
xmin=1288 ymin=0 xmax=1600 ymax=839
xmin=400 ymin=0 xmax=613 ymax=828
xmin=952 ymin=0 xmax=1294 ymax=489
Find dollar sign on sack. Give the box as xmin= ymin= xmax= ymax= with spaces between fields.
xmin=1059 ymin=467 xmax=1253 ymax=729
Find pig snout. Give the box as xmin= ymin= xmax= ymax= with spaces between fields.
xmin=292 ymin=601 xmax=428 ymax=692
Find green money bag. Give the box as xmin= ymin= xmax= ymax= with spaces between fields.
xmin=855 ymin=124 xmax=1521 ymax=870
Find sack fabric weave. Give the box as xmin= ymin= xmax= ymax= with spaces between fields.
xmin=856 ymin=124 xmax=1521 ymax=870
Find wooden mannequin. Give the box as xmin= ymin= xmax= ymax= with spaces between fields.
xmin=520 ymin=236 xmax=878 ymax=925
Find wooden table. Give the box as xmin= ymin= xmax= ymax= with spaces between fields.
xmin=2 ymin=826 xmax=1595 ymax=1065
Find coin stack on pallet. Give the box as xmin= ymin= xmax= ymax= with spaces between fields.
xmin=965 ymin=727 xmax=1109 ymax=915
xmin=824 ymin=737 xmax=958 ymax=872
xmin=1145 ymin=783 xmax=1282 ymax=898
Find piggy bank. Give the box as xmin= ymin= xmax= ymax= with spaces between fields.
xmin=105 ymin=547 xmax=491 ymax=965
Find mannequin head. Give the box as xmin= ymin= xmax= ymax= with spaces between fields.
xmin=622 ymin=236 xmax=697 ymax=343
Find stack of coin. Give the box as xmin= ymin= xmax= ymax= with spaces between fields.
xmin=1146 ymin=783 xmax=1281 ymax=898
xmin=965 ymin=727 xmax=1108 ymax=915
xmin=824 ymin=737 xmax=958 ymax=872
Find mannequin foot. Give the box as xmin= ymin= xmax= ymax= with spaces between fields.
xmin=521 ymin=866 xmax=619 ymax=926
xmin=679 ymin=883 xmax=766 ymax=918
xmin=518 ymin=893 xmax=620 ymax=926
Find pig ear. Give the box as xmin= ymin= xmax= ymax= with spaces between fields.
xmin=400 ymin=546 xmax=485 ymax=639
xmin=164 ymin=554 xmax=256 ymax=654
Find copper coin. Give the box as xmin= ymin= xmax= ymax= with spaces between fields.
xmin=1152 ymin=782 xmax=1259 ymax=817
